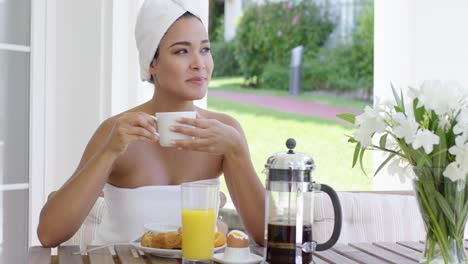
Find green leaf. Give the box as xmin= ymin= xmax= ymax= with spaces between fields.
xmin=352 ymin=143 xmax=361 ymax=168
xmin=432 ymin=127 xmax=447 ymax=169
xmin=456 ymin=200 xmax=468 ymax=234
xmin=416 ymin=152 xmax=431 ymax=169
xmin=337 ymin=113 xmax=356 ymax=124
xmin=391 ymin=83 xmax=404 ymax=109
xmin=348 ymin=137 xmax=358 ymax=143
xmin=400 ymin=88 xmax=405 ymax=113
xmin=434 ymin=191 xmax=456 ymax=226
xmin=379 ymin=134 xmax=388 ymax=149
xmin=413 ymin=98 xmax=425 ymax=123
xmin=374 ymin=153 xmax=396 ymax=177
xmin=359 ymin=147 xmax=368 ymax=177
xmin=394 ymin=106 xmax=405 ymax=113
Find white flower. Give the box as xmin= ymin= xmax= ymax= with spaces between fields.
xmin=355 ymin=106 xmax=386 ymax=134
xmin=385 ymin=135 xmax=400 ymax=151
xmin=455 ymin=133 xmax=468 ymax=148
xmin=454 ymin=107 xmax=468 ymax=135
xmin=418 ymin=80 xmax=465 ymax=116
xmin=353 ymin=128 xmax=373 ymax=148
xmin=387 ymin=157 xmax=413 ymax=183
xmin=407 ymin=85 xmax=419 ymax=101
xmin=449 ymin=140 xmax=468 ymax=165
xmin=374 ymin=97 xmax=394 ymax=114
xmin=392 ymin=112 xmax=418 ymax=144
xmin=412 ymin=129 xmax=440 ymax=154
xmin=438 ymin=115 xmax=451 ymax=132
xmin=443 ymin=162 xmax=467 ymax=182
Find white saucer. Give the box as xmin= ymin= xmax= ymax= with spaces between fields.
xmin=212 ymin=252 xmax=263 ymax=264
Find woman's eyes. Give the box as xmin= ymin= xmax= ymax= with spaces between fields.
xmin=175 ymin=49 xmax=188 ymax=54
xmin=174 ymin=47 xmax=211 ymax=55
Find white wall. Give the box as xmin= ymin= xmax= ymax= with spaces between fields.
xmin=373 ymin=0 xmax=468 ymax=190
xmin=44 ymin=0 xmax=112 ymax=195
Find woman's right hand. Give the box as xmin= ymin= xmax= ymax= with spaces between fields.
xmin=103 ymin=112 xmax=158 ymax=156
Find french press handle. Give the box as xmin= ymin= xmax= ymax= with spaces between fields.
xmin=314 ymin=183 xmax=342 ymax=251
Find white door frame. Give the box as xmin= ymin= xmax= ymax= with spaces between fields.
xmin=29 ymin=0 xmax=47 ymax=246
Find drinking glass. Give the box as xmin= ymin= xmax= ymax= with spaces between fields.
xmin=181 ymin=182 xmax=219 ymax=263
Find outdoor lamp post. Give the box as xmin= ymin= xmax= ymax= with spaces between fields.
xmin=289 ymin=45 xmax=304 ymax=96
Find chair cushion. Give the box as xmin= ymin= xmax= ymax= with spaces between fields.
xmin=63 ymin=197 xmax=106 ymax=250
xmin=312 ymin=192 xmax=426 ymax=244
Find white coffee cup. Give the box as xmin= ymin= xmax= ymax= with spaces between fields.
xmin=154 ymin=111 xmax=196 ymax=147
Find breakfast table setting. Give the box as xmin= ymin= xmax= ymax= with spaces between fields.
xmin=26 ymin=136 xmax=458 ymax=264
xmin=28 ymin=240 xmax=450 ymax=264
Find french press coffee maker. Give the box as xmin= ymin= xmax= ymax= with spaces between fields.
xmin=264 ymin=139 xmax=342 ymax=264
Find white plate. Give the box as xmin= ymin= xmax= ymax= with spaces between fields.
xmin=212 ymin=252 xmax=263 ymax=264
xmin=130 ymin=241 xmax=226 ymax=258
xmin=144 ymin=223 xmax=179 ymax=233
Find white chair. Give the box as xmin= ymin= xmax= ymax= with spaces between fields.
xmin=313 ymin=191 xmax=426 ymax=244
xmin=63 ymin=192 xmax=228 ymax=250
xmin=62 ymin=197 xmax=106 ymax=250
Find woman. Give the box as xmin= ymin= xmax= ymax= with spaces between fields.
xmin=37 ymin=0 xmax=265 ymax=247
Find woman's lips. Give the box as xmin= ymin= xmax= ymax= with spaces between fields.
xmin=186 ymin=77 xmax=206 ymax=85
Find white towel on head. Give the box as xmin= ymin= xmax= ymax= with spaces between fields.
xmin=135 ymin=0 xmax=208 ymax=82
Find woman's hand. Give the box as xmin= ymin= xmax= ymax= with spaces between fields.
xmin=103 ymin=112 xmax=158 ymax=156
xmin=170 ymin=114 xmax=243 ymax=156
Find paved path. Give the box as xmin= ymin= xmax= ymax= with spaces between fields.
xmin=209 ymin=90 xmax=362 ymax=123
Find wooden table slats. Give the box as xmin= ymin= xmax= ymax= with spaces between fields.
xmin=115 ymin=244 xmax=147 ymax=264
xmin=332 ymin=244 xmax=390 ymax=264
xmin=373 ymin=242 xmax=422 ymax=262
xmin=396 ymin=241 xmax=425 ymax=252
xmin=87 ymin=246 xmax=114 ymax=264
xmin=28 ymin=246 xmax=51 ymax=264
xmin=349 ymin=243 xmax=417 ymax=264
xmin=313 ymin=249 xmax=360 ymax=264
xmin=29 ymin=241 xmax=428 ymax=264
xmin=310 ymin=255 xmax=329 ymax=264
xmin=58 ymin=246 xmax=84 ymax=264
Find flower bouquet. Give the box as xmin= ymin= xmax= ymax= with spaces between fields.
xmin=338 ymin=81 xmax=468 ymax=263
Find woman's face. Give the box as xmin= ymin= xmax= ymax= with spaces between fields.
xmin=150 ymin=16 xmax=213 ymax=100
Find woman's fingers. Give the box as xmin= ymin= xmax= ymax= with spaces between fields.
xmin=176 ymin=117 xmax=211 ymax=129
xmin=129 ymin=112 xmax=157 ymax=134
xmin=127 ymin=126 xmax=157 ymax=141
xmin=173 ymin=138 xmax=212 ymax=149
xmin=170 ymin=125 xmax=207 ymax=138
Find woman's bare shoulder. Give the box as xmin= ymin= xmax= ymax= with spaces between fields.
xmin=196 ymin=108 xmax=241 ymax=130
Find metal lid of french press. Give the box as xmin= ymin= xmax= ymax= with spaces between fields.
xmin=265 ymin=138 xmax=316 ymax=182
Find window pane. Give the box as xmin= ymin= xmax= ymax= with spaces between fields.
xmin=0 ymin=189 xmax=28 ymax=263
xmin=0 ymin=50 xmax=30 ymax=184
xmin=0 ymin=0 xmax=31 ymax=45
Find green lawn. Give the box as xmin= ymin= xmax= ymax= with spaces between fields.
xmin=207 ymin=96 xmax=373 ymax=197
xmin=209 ymin=77 xmax=370 ymax=112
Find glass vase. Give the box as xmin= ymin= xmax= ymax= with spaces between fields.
xmin=413 ymin=167 xmax=468 ymax=264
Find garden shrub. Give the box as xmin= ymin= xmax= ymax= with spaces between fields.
xmin=302 ymin=3 xmax=374 ymax=92
xmin=211 ymin=41 xmax=241 ymax=77
xmin=261 ymin=63 xmax=289 ymax=90
xmin=235 ymin=0 xmax=336 ymax=86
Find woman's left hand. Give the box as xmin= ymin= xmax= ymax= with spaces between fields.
xmin=170 ymin=114 xmax=243 ymax=156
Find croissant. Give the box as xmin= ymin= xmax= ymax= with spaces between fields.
xmin=140 ymin=230 xmax=226 ymax=249
xmin=141 ymin=231 xmax=182 ymax=249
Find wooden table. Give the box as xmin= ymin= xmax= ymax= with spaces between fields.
xmin=28 ymin=241 xmax=430 ymax=264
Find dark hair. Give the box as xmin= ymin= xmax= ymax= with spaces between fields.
xmin=149 ymin=12 xmax=199 ymax=83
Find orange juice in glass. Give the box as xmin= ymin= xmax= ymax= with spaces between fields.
xmin=181 ymin=182 xmax=219 ymax=263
